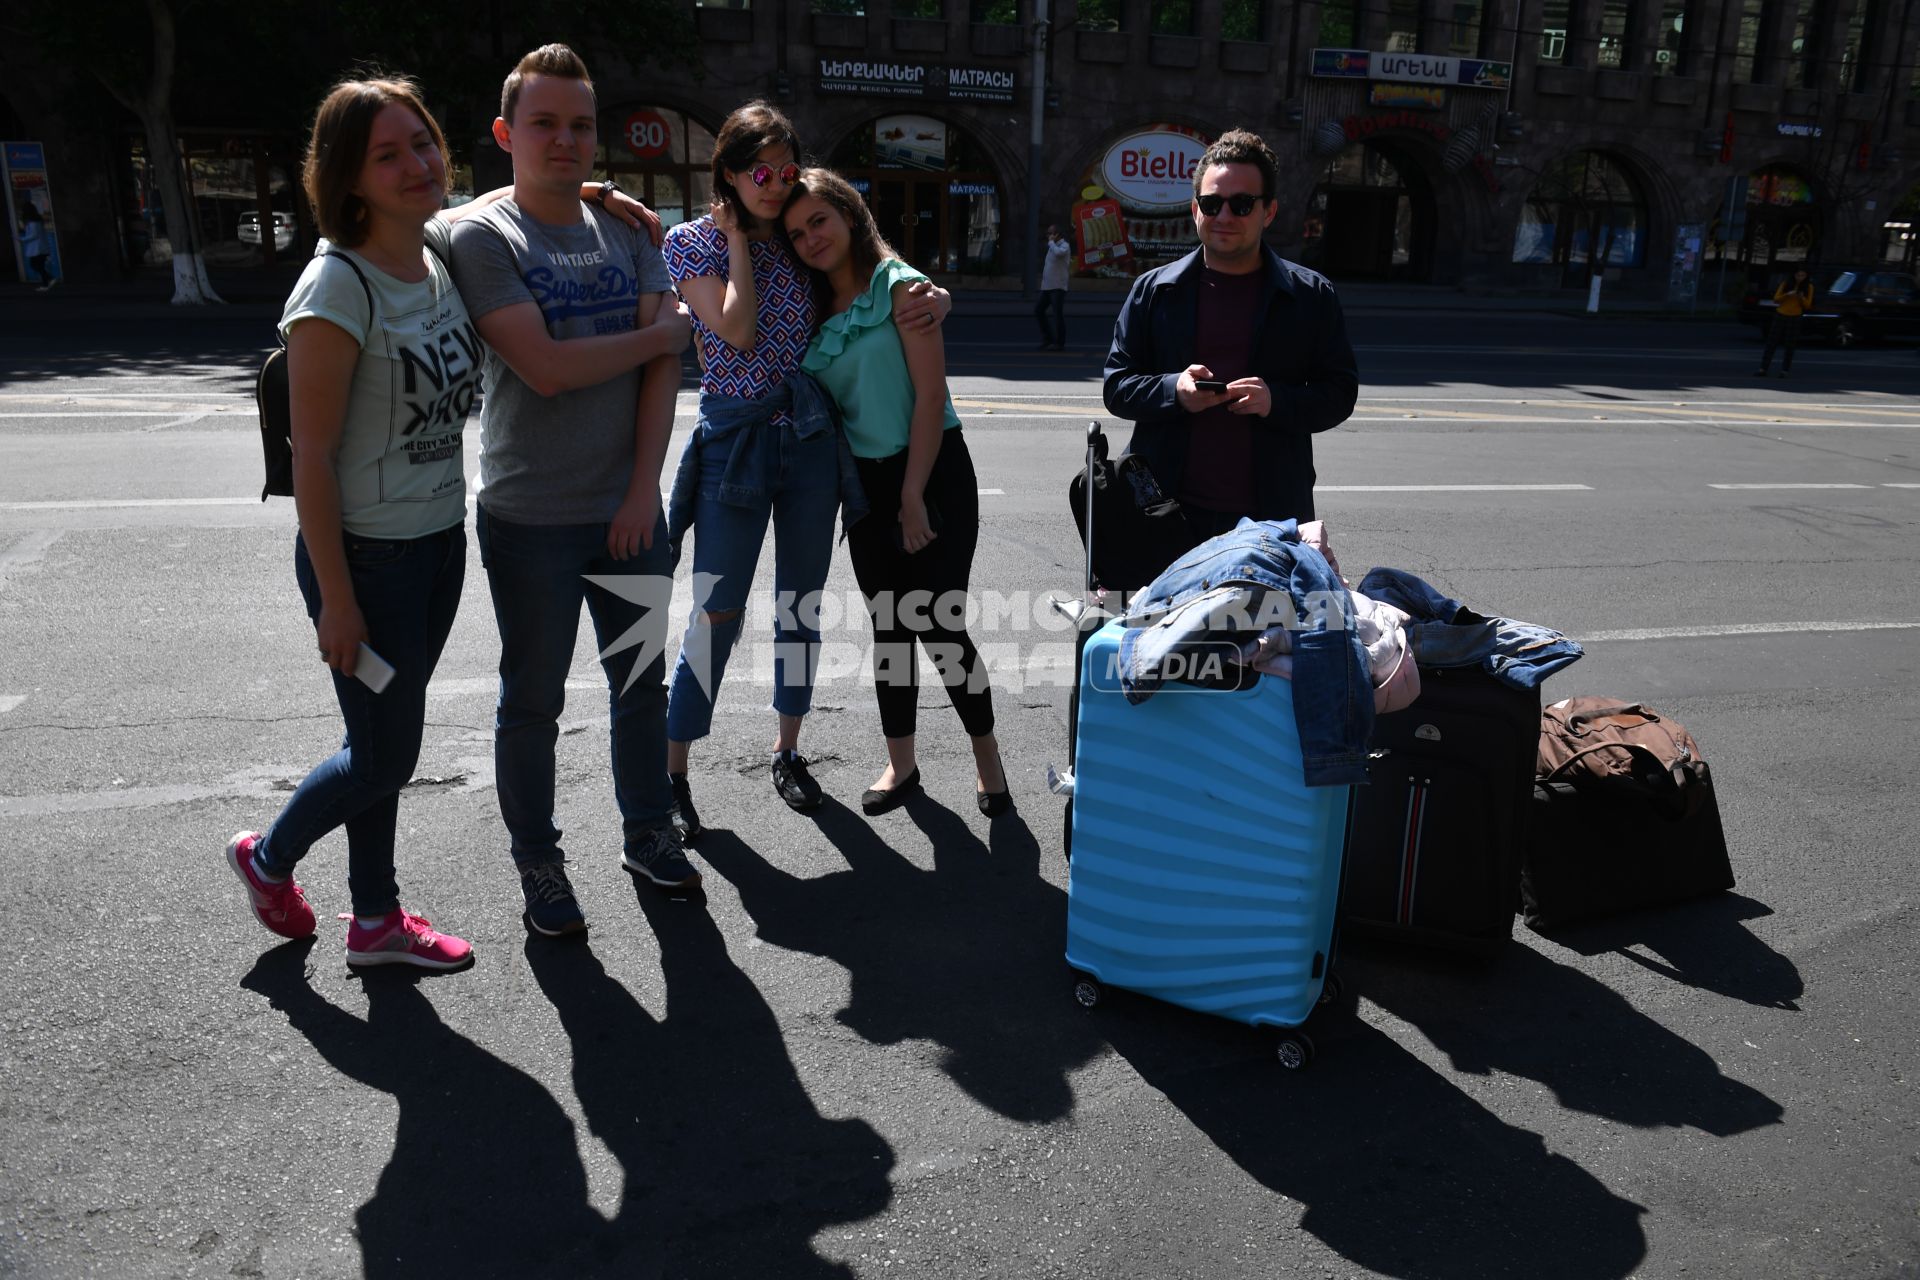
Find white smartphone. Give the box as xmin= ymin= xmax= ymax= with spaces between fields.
xmin=354 ymin=643 xmax=396 ymax=694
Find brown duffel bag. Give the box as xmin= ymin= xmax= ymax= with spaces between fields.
xmin=1537 ymin=697 xmax=1709 ymax=818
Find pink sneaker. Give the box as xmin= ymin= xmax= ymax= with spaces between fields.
xmin=344 ymin=909 xmax=474 ymax=971
xmin=225 ymin=831 xmax=316 ymax=939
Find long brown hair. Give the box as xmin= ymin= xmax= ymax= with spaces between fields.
xmin=780 ymin=167 xmax=898 ymax=326
xmin=711 ymin=100 xmax=802 ymax=232
xmin=301 ymin=77 xmax=449 ymax=248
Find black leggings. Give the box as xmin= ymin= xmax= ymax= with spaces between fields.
xmin=848 ymin=429 xmax=994 ymax=741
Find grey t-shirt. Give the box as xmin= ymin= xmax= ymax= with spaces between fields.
xmin=448 ymin=199 xmax=673 ymax=524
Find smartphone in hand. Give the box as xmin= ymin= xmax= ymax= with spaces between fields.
xmin=354 ymin=643 xmax=396 ymax=694
xmin=1193 ymin=379 xmax=1229 ymax=394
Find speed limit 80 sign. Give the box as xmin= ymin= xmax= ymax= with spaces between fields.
xmin=624 ymin=110 xmax=671 ymax=159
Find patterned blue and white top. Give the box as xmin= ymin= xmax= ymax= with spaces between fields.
xmin=663 ymin=216 xmax=816 ymax=424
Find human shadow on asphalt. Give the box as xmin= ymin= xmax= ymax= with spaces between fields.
xmin=694 ymin=795 xmax=1107 ymax=1125
xmin=1346 ymin=940 xmax=1786 ymax=1138
xmin=1095 ymin=989 xmax=1654 ymax=1279
xmin=522 ymin=881 xmax=894 ymax=1279
xmin=1524 ymin=893 xmax=1804 ymax=1011
xmin=237 ymin=940 xmax=608 ymax=1278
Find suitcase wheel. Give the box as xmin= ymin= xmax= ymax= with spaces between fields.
xmin=1071 ymin=971 xmax=1103 ymax=1010
xmin=1316 ymin=972 xmax=1343 ymax=1007
xmin=1274 ymin=1031 xmax=1316 ymax=1071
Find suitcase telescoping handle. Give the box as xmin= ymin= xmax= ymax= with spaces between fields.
xmin=1083 ymin=421 xmax=1106 ymax=598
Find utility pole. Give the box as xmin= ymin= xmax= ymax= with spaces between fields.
xmin=1024 ymin=0 xmax=1050 ymax=297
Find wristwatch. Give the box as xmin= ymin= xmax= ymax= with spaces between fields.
xmin=595 ymin=179 xmax=621 ymax=207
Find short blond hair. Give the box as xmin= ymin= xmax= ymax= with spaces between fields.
xmin=501 ymin=43 xmax=593 ymax=123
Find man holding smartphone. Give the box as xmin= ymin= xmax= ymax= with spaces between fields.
xmin=1102 ymin=129 xmax=1358 ymax=543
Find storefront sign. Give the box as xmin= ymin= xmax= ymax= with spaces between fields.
xmin=1775 ymin=120 xmax=1823 ymax=138
xmin=947 ymin=66 xmax=1016 ymax=103
xmin=1372 ymin=52 xmax=1513 ymax=89
xmin=2 ymin=141 xmax=61 ymax=285
xmin=818 ymin=58 xmax=929 ymax=97
xmin=1312 ymin=48 xmax=1371 ymax=77
xmin=816 ymin=58 xmax=1015 ymax=102
xmin=1315 ymin=49 xmax=1508 ymax=88
xmin=1370 ymin=83 xmax=1446 ymax=109
xmin=622 ymin=110 xmax=671 ymax=159
xmin=948 ymin=181 xmax=996 ymax=196
xmin=1341 ymin=112 xmax=1452 ymax=143
xmin=1098 ymin=127 xmax=1211 ymax=215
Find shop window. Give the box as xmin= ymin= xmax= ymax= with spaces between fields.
xmin=1840 ymin=0 xmax=1880 ymax=90
xmin=1784 ymin=0 xmax=1817 ymax=86
xmin=896 ymin=0 xmax=942 ymax=15
xmin=970 ymin=0 xmax=1018 ymax=21
xmin=1539 ymin=0 xmax=1570 ymax=62
xmin=1317 ymin=0 xmax=1357 ymax=46
xmin=831 ymin=115 xmax=1002 ymax=276
xmin=1221 ymin=0 xmax=1263 ymax=39
xmin=1731 ymin=164 xmax=1818 ymax=266
xmin=1078 ymin=0 xmax=1124 ymax=29
xmin=1150 ymin=0 xmax=1194 ymax=34
xmin=1511 ymin=150 xmax=1648 ymax=284
xmin=1385 ymin=0 xmax=1419 ymax=51
xmin=1599 ymin=0 xmax=1630 ymax=66
xmin=595 ymin=105 xmax=717 ymax=230
xmin=1448 ymin=0 xmax=1483 ymax=54
xmin=1653 ymin=0 xmax=1688 ymax=74
xmin=1732 ymin=0 xmax=1763 ymax=81
xmin=1301 ymin=141 xmax=1435 ymax=281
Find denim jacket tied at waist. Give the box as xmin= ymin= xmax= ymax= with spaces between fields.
xmin=1118 ymin=517 xmax=1374 ymax=788
xmin=666 ymin=372 xmax=868 ymax=563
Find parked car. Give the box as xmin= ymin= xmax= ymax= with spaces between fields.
xmin=237 ymin=210 xmax=296 ymax=251
xmin=1740 ymin=263 xmax=1920 ymax=346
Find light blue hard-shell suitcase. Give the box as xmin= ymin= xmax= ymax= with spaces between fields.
xmin=1066 ymin=617 xmax=1352 ymax=1069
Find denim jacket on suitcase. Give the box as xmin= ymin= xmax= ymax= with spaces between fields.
xmin=1118 ymin=518 xmax=1374 ymax=787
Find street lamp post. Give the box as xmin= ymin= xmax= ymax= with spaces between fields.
xmin=1024 ymin=0 xmax=1050 ymax=297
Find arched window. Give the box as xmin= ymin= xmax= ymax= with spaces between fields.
xmin=1302 ymin=141 xmax=1435 ymax=282
xmin=1512 ymin=150 xmax=1648 ymax=285
xmin=831 ymin=115 xmax=1003 ymax=277
xmin=593 ymin=105 xmax=716 ymax=230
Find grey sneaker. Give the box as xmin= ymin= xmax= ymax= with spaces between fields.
xmin=771 ymin=751 xmax=824 ymax=812
xmin=622 ymin=825 xmax=702 ymax=889
xmin=520 ymin=860 xmax=587 ymax=936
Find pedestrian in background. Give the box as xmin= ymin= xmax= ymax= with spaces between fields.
xmin=1035 ymin=223 xmax=1069 ymax=350
xmin=1757 ymin=266 xmax=1813 ymax=378
xmin=17 ymin=204 xmax=56 ymax=291
xmin=224 ymin=76 xmax=478 ymax=971
xmin=782 ymin=168 xmax=1007 ymax=817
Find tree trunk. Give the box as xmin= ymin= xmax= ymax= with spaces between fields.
xmin=140 ymin=109 xmax=222 ymax=305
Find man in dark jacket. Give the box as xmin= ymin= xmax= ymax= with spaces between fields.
xmin=1102 ymin=129 xmax=1358 ymax=541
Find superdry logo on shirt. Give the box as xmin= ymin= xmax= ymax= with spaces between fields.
xmin=525 ymin=264 xmax=639 ymax=326
xmin=547 ymin=248 xmax=607 ymax=267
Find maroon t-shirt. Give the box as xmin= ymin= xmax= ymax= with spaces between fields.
xmin=1180 ymin=267 xmax=1265 ymax=513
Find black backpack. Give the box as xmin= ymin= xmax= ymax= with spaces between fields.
xmin=253 ymin=250 xmax=374 ymax=500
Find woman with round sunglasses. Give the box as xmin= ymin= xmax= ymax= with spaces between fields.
xmin=660 ymin=101 xmax=950 ymax=834
xmin=780 ymin=168 xmax=1007 ymax=817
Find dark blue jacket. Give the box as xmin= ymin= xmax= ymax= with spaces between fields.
xmin=1101 ymin=246 xmax=1358 ymax=523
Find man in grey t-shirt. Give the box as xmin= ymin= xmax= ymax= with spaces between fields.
xmin=448 ymin=42 xmax=697 ymax=936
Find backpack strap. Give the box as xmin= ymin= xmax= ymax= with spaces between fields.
xmin=320 ymin=248 xmax=376 ymax=338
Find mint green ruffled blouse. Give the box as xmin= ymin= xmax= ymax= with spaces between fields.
xmin=800 ymin=257 xmax=962 ymax=460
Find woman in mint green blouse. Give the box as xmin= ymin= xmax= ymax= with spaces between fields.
xmin=783 ymin=169 xmax=1008 ymax=818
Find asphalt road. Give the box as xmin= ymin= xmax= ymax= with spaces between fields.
xmin=1 ymin=305 xmax=1917 ymax=1279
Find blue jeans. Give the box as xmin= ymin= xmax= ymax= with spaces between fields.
xmin=665 ymin=420 xmax=842 ymax=743
xmin=475 ymin=504 xmax=674 ymax=867
xmin=257 ymin=525 xmax=465 ymax=917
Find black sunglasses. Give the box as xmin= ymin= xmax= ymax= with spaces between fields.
xmin=1196 ymin=192 xmax=1266 ymax=217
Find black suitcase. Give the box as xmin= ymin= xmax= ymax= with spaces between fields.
xmin=1342 ymin=665 xmax=1541 ymax=954
xmin=1521 ymin=772 xmax=1735 ymax=931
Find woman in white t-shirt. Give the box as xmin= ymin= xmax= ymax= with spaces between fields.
xmin=222 ymin=78 xmax=480 ymax=971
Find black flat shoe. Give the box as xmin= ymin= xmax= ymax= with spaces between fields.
xmin=861 ymin=767 xmax=921 ymax=816
xmin=977 ymin=787 xmax=1013 ymax=818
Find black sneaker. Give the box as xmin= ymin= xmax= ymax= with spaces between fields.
xmin=670 ymin=772 xmax=702 ymax=841
xmin=622 ymin=825 xmax=702 ymax=889
xmin=771 ymin=751 xmax=824 ymax=812
xmin=520 ymin=860 xmax=587 ymax=936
